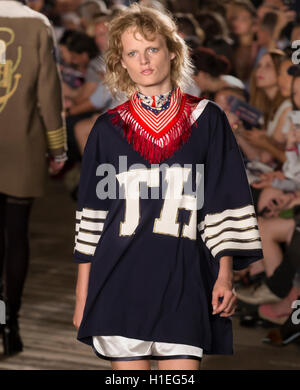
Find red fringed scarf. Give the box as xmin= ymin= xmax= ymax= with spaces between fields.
xmin=107 ymin=88 xmax=203 ymax=164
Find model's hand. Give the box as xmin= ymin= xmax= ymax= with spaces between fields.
xmin=212 ymin=277 xmax=237 ymax=317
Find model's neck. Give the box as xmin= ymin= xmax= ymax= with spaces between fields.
xmin=136 ymin=79 xmax=173 ymax=97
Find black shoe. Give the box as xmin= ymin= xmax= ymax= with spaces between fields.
xmin=2 ymin=304 xmax=23 ymax=356
xmin=262 ymin=295 xmax=300 ymax=346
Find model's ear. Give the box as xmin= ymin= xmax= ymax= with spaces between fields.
xmin=170 ymin=52 xmax=175 ymax=61
xmin=120 ymin=58 xmax=127 ymax=69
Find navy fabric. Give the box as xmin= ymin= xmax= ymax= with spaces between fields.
xmin=73 ymin=100 xmax=263 ymax=355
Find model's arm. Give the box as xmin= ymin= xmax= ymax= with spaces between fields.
xmin=73 ymin=263 xmax=91 ymax=330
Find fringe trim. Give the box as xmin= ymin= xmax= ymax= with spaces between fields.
xmin=107 ymin=94 xmax=203 ymax=164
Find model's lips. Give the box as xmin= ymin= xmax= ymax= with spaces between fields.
xmin=257 ymin=75 xmax=264 ymax=80
xmin=141 ymin=69 xmax=154 ymax=75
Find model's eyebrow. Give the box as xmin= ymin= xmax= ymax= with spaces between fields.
xmin=127 ymin=45 xmax=160 ymax=51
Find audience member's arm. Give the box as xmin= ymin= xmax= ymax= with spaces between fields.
xmin=67 ymin=99 xmax=97 ymax=116
xmin=268 ymin=8 xmax=296 ymax=50
xmin=73 ymin=81 xmax=99 ymax=105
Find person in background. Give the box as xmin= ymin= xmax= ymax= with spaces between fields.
xmin=241 ymin=50 xmax=292 ymax=165
xmin=214 ymin=86 xmax=248 ymax=131
xmin=25 ymin=0 xmax=44 ymax=13
xmin=64 ymin=31 xmax=100 ymax=105
xmin=174 ymin=13 xmax=205 ymax=47
xmin=228 ymin=0 xmax=259 ymax=86
xmin=195 ymin=10 xmax=234 ymax=65
xmin=291 ymin=17 xmax=300 ymax=42
xmin=0 ymin=0 xmax=67 ymax=356
xmin=78 ymin=0 xmax=108 ymax=30
xmin=191 ymin=47 xmax=244 ymax=100
xmin=255 ymin=11 xmax=279 ymax=63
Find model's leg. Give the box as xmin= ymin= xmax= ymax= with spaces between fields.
xmin=157 ymin=359 xmax=201 ymax=370
xmin=257 ymin=216 xmax=295 ymax=277
xmin=110 ymin=359 xmax=151 ymax=370
xmin=5 ymin=195 xmax=34 ymax=314
xmin=0 ymin=193 xmax=6 ymax=297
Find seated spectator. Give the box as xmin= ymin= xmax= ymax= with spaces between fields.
xmin=195 ymin=10 xmax=234 ymax=64
xmin=291 ymin=17 xmax=300 ymax=42
xmin=58 ymin=30 xmax=86 ymax=108
xmin=65 ymin=31 xmax=101 ymax=104
xmin=252 ymin=65 xmax=300 ymax=196
xmin=240 ymin=50 xmax=292 ymax=165
xmin=74 ymin=84 xmax=126 ymax=155
xmin=255 ymin=12 xmax=279 ymax=63
xmin=78 ymin=0 xmax=109 ymax=29
xmin=191 ymin=47 xmax=244 ymax=100
xmin=174 ymin=13 xmax=204 ymax=46
xmin=214 ymin=86 xmax=248 ymax=131
xmin=228 ymin=0 xmax=260 ymax=86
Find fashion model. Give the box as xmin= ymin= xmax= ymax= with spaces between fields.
xmin=72 ymin=3 xmax=263 ymax=370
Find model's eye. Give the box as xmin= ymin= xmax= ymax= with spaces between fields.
xmin=128 ymin=51 xmax=136 ymax=57
xmin=149 ymin=47 xmax=158 ymax=53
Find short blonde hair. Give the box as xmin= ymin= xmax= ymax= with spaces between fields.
xmin=104 ymin=2 xmax=195 ymax=98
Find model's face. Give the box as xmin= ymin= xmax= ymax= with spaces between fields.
xmin=255 ymin=54 xmax=277 ymax=89
xmin=120 ymin=28 xmax=175 ymax=95
xmin=278 ymin=59 xmax=293 ymax=97
xmin=293 ymin=77 xmax=300 ymax=110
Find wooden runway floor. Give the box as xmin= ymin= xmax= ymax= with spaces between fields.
xmin=0 ymin=176 xmax=299 ymax=370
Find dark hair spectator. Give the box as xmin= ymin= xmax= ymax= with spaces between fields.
xmin=191 ymin=47 xmax=231 ymax=77
xmin=66 ymin=31 xmax=99 ymax=60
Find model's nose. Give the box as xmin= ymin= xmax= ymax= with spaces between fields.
xmin=139 ymin=52 xmax=150 ymax=65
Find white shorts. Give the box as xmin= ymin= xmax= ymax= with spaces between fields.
xmin=92 ymin=335 xmax=203 ymax=361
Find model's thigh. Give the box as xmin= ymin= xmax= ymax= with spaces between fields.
xmin=259 ymin=216 xmax=295 ymax=244
xmin=157 ymin=359 xmax=201 ymax=370
xmin=111 ymin=359 xmax=151 ymax=370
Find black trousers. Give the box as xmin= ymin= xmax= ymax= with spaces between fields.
xmin=0 ymin=192 xmax=34 ymax=315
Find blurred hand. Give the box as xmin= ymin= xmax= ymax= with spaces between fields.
xmin=275 ymin=7 xmax=296 ymax=31
xmin=252 ymin=171 xmax=286 ymax=189
xmin=243 ymin=128 xmax=269 ymax=148
xmin=49 ymin=160 xmax=65 ymax=175
xmin=286 ymin=127 xmax=297 ymax=148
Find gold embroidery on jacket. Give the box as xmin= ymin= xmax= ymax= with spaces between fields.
xmin=0 ymin=28 xmax=22 ymax=113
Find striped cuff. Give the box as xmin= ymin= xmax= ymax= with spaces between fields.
xmin=198 ymin=204 xmax=262 ymax=259
xmin=74 ymin=207 xmax=109 ymax=262
xmin=47 ymin=126 xmax=67 ymax=152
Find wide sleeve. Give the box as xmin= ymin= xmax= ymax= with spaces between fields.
xmin=197 ymin=103 xmax=264 ymax=271
xmin=73 ymin=118 xmax=110 ymax=264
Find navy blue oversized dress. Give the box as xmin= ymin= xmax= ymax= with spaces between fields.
xmin=73 ymin=89 xmax=263 ymax=356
